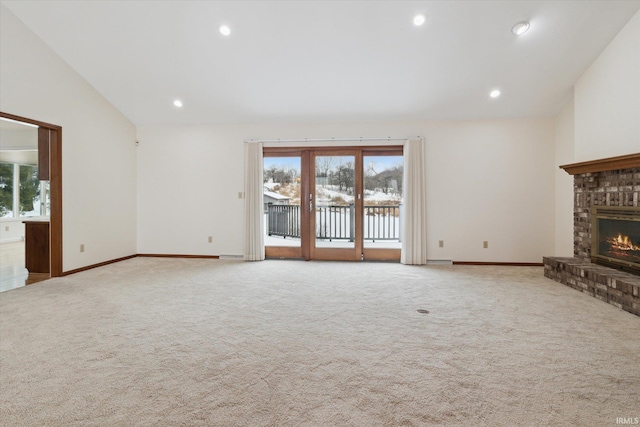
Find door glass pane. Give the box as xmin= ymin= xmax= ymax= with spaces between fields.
xmin=263 ymin=157 xmax=301 ymax=247
xmin=363 ymin=155 xmax=403 ymax=249
xmin=315 ymin=155 xmax=355 ymax=248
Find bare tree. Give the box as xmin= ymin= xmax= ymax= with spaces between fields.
xmin=316 ymin=156 xmax=335 ymax=178
xmin=333 ymin=161 xmax=355 ymax=194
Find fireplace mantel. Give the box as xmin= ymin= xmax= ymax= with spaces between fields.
xmin=560 ymin=153 xmax=640 ymax=175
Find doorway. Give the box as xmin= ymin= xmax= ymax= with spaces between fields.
xmin=264 ymin=146 xmax=403 ymax=261
xmin=0 ymin=112 xmax=62 ymax=286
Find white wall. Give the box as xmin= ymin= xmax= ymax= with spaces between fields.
xmin=0 ymin=5 xmax=137 ymax=271
xmin=136 ymin=126 xmax=245 ymax=256
xmin=425 ymin=120 xmax=555 ymax=263
xmin=138 ymin=118 xmax=555 ymax=263
xmin=554 ymin=100 xmax=575 ymax=256
xmin=574 ymin=11 xmax=640 ymax=161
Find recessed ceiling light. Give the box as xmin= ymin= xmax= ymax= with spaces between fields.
xmin=512 ymin=21 xmax=530 ymax=36
xmin=219 ymin=25 xmax=231 ymax=36
xmin=413 ymin=14 xmax=426 ymax=26
xmin=489 ymin=89 xmax=501 ymax=98
xmin=173 ymin=100 xmax=183 ymax=108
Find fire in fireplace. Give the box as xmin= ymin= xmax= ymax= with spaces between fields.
xmin=591 ymin=207 xmax=640 ymax=275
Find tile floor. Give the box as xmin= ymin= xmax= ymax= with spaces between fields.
xmin=0 ymin=241 xmax=28 ymax=292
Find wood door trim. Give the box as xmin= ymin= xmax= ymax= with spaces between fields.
xmin=265 ymin=246 xmax=304 ymax=259
xmin=37 ymin=128 xmax=50 ymax=180
xmin=310 ymin=248 xmax=362 ymax=261
xmin=354 ymin=149 xmax=364 ymax=259
xmin=0 ymin=111 xmax=62 ymax=131
xmin=362 ymin=147 xmax=404 ymax=156
xmin=49 ymin=128 xmax=62 ymax=276
xmin=309 ymin=151 xmax=317 ymax=260
xmin=269 ymin=145 xmax=402 ymax=153
xmin=301 ymin=151 xmax=311 ymax=260
xmin=363 ymin=248 xmax=401 ymax=262
xmin=0 ymin=111 xmax=63 ymax=277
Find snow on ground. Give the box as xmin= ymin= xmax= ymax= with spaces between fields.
xmin=315 ymin=185 xmax=401 ymax=205
xmin=363 ymin=189 xmax=402 ymax=204
xmin=315 ymin=186 xmax=354 ymax=204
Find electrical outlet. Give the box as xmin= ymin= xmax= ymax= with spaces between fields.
xmin=439 ymin=240 xmax=444 ymax=248
xmin=238 ymin=192 xmax=244 ymax=199
xmin=4 ymin=226 xmax=8 ymax=232
xmin=208 ymin=236 xmax=213 ymax=243
xmin=80 ymin=244 xmax=85 ymax=252
xmin=483 ymin=241 xmax=488 ymax=249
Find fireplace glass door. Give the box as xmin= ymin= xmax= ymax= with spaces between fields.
xmin=591 ymin=206 xmax=640 ymax=274
xmin=595 ymin=219 xmax=640 ymax=264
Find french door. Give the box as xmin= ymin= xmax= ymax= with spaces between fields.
xmin=310 ymin=150 xmax=361 ymax=260
xmin=264 ymin=146 xmax=403 ymax=261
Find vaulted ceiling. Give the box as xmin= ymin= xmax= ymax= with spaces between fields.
xmin=2 ymin=0 xmax=639 ymax=126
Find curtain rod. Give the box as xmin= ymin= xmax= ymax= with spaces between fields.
xmin=244 ymin=136 xmax=416 ymax=144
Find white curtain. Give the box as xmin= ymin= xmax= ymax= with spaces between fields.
xmin=401 ymin=138 xmax=428 ymax=265
xmin=244 ymin=142 xmax=265 ymax=261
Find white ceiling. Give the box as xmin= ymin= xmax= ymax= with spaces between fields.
xmin=3 ymin=0 xmax=640 ymax=126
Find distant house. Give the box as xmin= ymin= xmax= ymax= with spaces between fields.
xmin=263 ymin=191 xmax=290 ymax=212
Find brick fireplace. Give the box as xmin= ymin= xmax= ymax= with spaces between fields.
xmin=544 ymin=153 xmax=640 ymax=317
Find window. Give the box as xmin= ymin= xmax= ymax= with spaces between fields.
xmin=0 ymin=163 xmax=48 ymax=219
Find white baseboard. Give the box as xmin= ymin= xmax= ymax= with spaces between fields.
xmin=219 ymin=254 xmax=244 ymax=260
xmin=427 ymin=259 xmax=453 ymax=265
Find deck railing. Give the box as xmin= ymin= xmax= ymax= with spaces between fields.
xmin=316 ymin=205 xmax=355 ymax=241
xmin=267 ymin=204 xmax=401 ymax=241
xmin=267 ymin=204 xmax=301 ymax=238
xmin=364 ymin=205 xmax=400 ymax=241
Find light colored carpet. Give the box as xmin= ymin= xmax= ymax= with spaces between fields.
xmin=1 ymin=258 xmax=639 ymax=426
